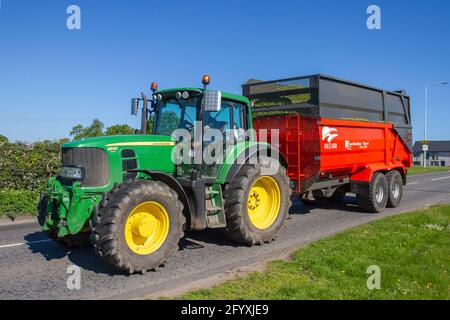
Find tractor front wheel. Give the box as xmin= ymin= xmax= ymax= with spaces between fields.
xmin=223 ymin=159 xmax=291 ymax=245
xmin=93 ymin=180 xmax=184 ymax=274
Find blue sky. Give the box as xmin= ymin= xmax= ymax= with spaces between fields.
xmin=0 ymin=0 xmax=449 ymax=142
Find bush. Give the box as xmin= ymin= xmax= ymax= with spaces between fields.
xmin=0 ymin=189 xmax=39 ymax=218
xmin=0 ymin=139 xmax=65 ymax=191
xmin=0 ymin=139 xmax=63 ymax=217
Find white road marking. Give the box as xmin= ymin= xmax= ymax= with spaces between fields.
xmin=431 ymin=176 xmax=450 ymax=181
xmin=0 ymin=239 xmax=52 ymax=249
xmin=3 ymin=174 xmax=450 ymax=250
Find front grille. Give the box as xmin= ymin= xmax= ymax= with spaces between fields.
xmin=62 ymin=148 xmax=109 ymax=187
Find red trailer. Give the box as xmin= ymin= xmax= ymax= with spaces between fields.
xmin=244 ymin=75 xmax=413 ymax=213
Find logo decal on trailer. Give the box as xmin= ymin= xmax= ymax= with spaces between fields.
xmin=322 ymin=127 xmax=338 ymax=143
xmin=345 ymin=140 xmax=370 ymax=151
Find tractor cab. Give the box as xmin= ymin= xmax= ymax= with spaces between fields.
xmin=130 ymin=76 xmax=253 ymax=181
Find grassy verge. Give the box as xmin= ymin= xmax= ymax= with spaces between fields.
xmin=180 ymin=205 xmax=450 ymax=300
xmin=408 ymin=166 xmax=450 ymax=176
xmin=0 ymin=189 xmax=39 ymax=219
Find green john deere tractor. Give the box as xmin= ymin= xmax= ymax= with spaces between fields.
xmin=38 ymin=76 xmax=291 ymax=274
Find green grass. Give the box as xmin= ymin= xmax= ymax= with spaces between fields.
xmin=408 ymin=166 xmax=450 ymax=176
xmin=180 ymin=205 xmax=450 ymax=300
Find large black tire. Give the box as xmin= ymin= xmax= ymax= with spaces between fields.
xmin=37 ymin=197 xmax=49 ymax=228
xmin=386 ymin=170 xmax=404 ymax=208
xmin=37 ymin=197 xmax=57 ymax=241
xmin=92 ymin=180 xmax=184 ymax=274
xmin=356 ymin=172 xmax=388 ymax=213
xmin=223 ymin=158 xmax=291 ymax=245
xmin=37 ymin=197 xmax=90 ymax=247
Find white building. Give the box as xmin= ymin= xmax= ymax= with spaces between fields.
xmin=413 ymin=141 xmax=450 ymax=167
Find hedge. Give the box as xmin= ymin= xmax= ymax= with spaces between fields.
xmin=0 ymin=139 xmax=65 ymax=217
xmin=0 ymin=189 xmax=39 ymax=218
xmin=0 ymin=139 xmax=65 ymax=191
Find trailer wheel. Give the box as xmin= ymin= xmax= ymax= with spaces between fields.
xmin=94 ymin=180 xmax=184 ymax=274
xmin=223 ymin=158 xmax=291 ymax=245
xmin=386 ymin=170 xmax=403 ymax=208
xmin=356 ymin=172 xmax=388 ymax=213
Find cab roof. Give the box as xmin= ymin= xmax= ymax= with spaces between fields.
xmin=155 ymin=87 xmax=250 ymax=105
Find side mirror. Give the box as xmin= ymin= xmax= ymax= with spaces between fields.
xmin=202 ymin=90 xmax=222 ymax=112
xmin=131 ymin=98 xmax=139 ymax=115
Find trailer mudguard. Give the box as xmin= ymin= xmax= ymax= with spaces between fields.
xmin=350 ymin=165 xmax=407 ymax=195
xmin=350 ymin=164 xmax=406 ymax=183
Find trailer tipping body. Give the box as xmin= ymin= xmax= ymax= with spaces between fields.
xmin=244 ymin=75 xmax=413 ymax=196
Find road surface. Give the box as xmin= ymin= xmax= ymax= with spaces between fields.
xmin=0 ymin=171 xmax=449 ymax=299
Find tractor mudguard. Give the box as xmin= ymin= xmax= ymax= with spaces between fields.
xmin=224 ymin=144 xmax=288 ymax=183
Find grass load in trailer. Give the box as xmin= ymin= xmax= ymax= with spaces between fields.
xmin=243 ymin=75 xmax=413 ymax=213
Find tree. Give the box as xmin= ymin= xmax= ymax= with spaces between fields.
xmin=0 ymin=135 xmax=8 ymax=146
xmin=158 ymin=112 xmax=181 ymax=136
xmin=69 ymin=124 xmax=84 ymax=140
xmin=105 ymin=124 xmax=135 ymax=136
xmin=83 ymin=119 xmax=104 ymax=138
xmin=70 ymin=119 xmax=105 ymax=140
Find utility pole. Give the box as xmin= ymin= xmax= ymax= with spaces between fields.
xmin=423 ymin=82 xmax=448 ymax=168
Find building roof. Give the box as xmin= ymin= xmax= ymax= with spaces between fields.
xmin=413 ymin=140 xmax=450 ymax=153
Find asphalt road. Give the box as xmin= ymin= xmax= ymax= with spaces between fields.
xmin=1 ymin=171 xmax=449 ymax=300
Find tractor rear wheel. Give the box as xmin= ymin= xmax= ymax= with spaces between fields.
xmin=37 ymin=197 xmax=90 ymax=247
xmin=356 ymin=172 xmax=388 ymax=213
xmin=93 ymin=180 xmax=184 ymax=274
xmin=223 ymin=158 xmax=291 ymax=245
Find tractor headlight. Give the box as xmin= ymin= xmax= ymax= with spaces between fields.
xmin=60 ymin=166 xmax=85 ymax=181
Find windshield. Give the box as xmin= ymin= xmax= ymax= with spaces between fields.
xmin=153 ymin=97 xmax=200 ymax=136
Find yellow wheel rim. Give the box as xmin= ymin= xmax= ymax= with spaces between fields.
xmin=124 ymin=201 xmax=170 ymax=255
xmin=247 ymin=176 xmax=281 ymax=230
